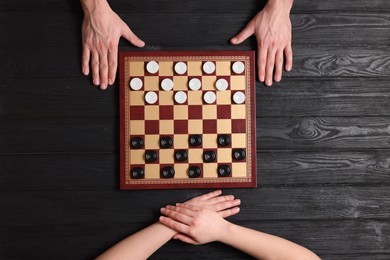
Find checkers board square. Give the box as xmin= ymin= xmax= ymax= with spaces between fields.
xmin=120 ymin=50 xmax=256 ymax=190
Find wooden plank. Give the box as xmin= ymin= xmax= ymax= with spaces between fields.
xmin=2 ymin=78 xmax=390 ymax=118
xmin=1 ymin=150 xmax=390 ymax=189
xmin=1 ymin=12 xmax=390 ymax=46
xmin=1 ymin=187 xmax=389 ymax=226
xmin=1 ymin=45 xmax=389 ymax=78
xmin=0 ymin=220 xmax=388 ymax=258
xmin=1 ymin=0 xmax=389 ymax=12
xmin=2 ymin=116 xmax=390 ymax=153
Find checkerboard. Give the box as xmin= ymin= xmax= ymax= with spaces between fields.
xmin=120 ymin=51 xmax=256 ymax=189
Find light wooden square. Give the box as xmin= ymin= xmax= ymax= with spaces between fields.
xmin=145 ymin=106 xmax=159 ymax=120
xmin=216 ymin=61 xmax=231 ymax=75
xmin=203 ymin=163 xmax=218 ymax=178
xmin=188 ymin=91 xmax=203 ymax=105
xmin=129 ymin=150 xmax=143 ymax=164
xmin=160 ymin=149 xmax=174 ymax=163
xmin=129 ymin=120 xmax=144 ymax=134
xmin=188 ymin=149 xmax=203 ymax=163
xmin=188 ymin=120 xmax=203 ymax=134
xmin=203 ymin=134 xmax=217 ymax=148
xmin=232 ymin=133 xmax=246 ymax=147
xmin=159 ymin=120 xmax=174 ymax=134
xmin=129 ymin=61 xmax=144 ymax=76
xmin=188 ymin=61 xmax=202 ymax=76
xmin=159 ymin=61 xmax=174 ymax=76
xmin=217 ymin=148 xmax=232 ymax=163
xmin=216 ymin=91 xmax=231 ymax=105
xmin=175 ymin=134 xmax=188 ymax=149
xmin=174 ymin=164 xmax=188 ymax=179
xmin=159 ymin=91 xmax=174 ymax=105
xmin=145 ymin=135 xmax=159 ymax=149
xmin=144 ymin=76 xmax=159 ymax=91
xmin=129 ymin=91 xmax=144 ymax=105
xmin=145 ymin=164 xmax=160 ymax=179
xmin=173 ymin=76 xmax=188 ymax=91
xmin=231 ymin=104 xmax=246 ymax=119
xmin=202 ymin=105 xmax=216 ymax=119
xmin=232 ymin=163 xmax=247 ymax=177
xmin=231 ymin=76 xmax=246 ymax=90
xmin=174 ymin=105 xmax=188 ymax=119
xmin=202 ymin=76 xmax=217 ymax=90
xmin=217 ymin=119 xmax=231 ymax=134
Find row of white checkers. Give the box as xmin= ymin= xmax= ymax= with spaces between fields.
xmin=143 ymin=90 xmax=246 ymax=105
xmin=145 ymin=60 xmax=245 ymax=75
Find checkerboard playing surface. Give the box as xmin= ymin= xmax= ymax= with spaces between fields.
xmin=120 ymin=51 xmax=256 ymax=189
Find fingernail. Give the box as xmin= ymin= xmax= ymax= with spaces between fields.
xmin=176 ymin=203 xmax=181 ymax=206
xmin=93 ymin=79 xmax=99 ymax=86
xmin=160 ymin=207 xmax=166 ymax=212
xmin=260 ymin=76 xmax=264 ymax=82
xmin=159 ymin=216 xmax=165 ymax=221
xmin=266 ymin=80 xmax=272 ymax=86
xmin=108 ymin=78 xmax=113 ymax=85
xmin=101 ymin=83 xmax=107 ymax=90
xmin=83 ymin=69 xmax=88 ymax=75
xmin=231 ymin=37 xmax=237 ymax=44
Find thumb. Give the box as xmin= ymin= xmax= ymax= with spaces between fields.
xmin=122 ymin=25 xmax=145 ymax=48
xmin=231 ymin=20 xmax=255 ymax=45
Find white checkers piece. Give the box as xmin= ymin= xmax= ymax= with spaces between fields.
xmin=203 ymin=91 xmax=216 ymax=104
xmin=232 ymin=61 xmax=245 ymax=74
xmin=161 ymin=78 xmax=174 ymax=91
xmin=174 ymin=62 xmax=187 ymax=75
xmin=145 ymin=91 xmax=158 ymax=104
xmin=233 ymin=91 xmax=246 ymax=104
xmin=215 ymin=78 xmax=229 ymax=91
xmin=146 ymin=61 xmax=159 ymax=74
xmin=129 ymin=77 xmax=143 ymax=90
xmin=188 ymin=78 xmax=202 ymax=91
xmin=203 ymin=61 xmax=216 ymax=74
xmin=174 ymin=91 xmax=187 ymax=104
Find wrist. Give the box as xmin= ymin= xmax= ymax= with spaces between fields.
xmin=81 ymin=0 xmax=109 ymax=14
xmin=217 ymin=221 xmax=236 ymax=244
xmin=266 ymin=0 xmax=293 ymax=12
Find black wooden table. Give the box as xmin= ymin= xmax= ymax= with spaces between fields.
xmin=1 ymin=0 xmax=390 ymax=259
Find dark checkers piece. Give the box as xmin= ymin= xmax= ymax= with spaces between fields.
xmin=175 ymin=150 xmax=188 ymax=162
xmin=233 ymin=149 xmax=246 ymax=160
xmin=188 ymin=166 xmax=201 ymax=178
xmin=145 ymin=150 xmax=158 ymax=163
xmin=131 ymin=167 xmax=144 ymax=179
xmin=130 ymin=137 xmax=144 ymax=149
xmin=218 ymin=134 xmax=231 ymax=147
xmin=189 ymin=135 xmax=202 ymax=147
xmin=160 ymin=136 xmax=173 ymax=148
xmin=203 ymin=150 xmax=216 ymax=163
xmin=161 ymin=166 xmax=175 ymax=178
xmin=218 ymin=165 xmax=231 ymax=177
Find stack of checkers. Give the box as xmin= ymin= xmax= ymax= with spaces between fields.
xmin=120 ymin=51 xmax=256 ymax=189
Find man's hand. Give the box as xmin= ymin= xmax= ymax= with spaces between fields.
xmin=81 ymin=0 xmax=144 ymax=90
xmin=231 ymin=0 xmax=293 ymax=86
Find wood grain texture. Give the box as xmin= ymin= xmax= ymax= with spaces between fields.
xmin=1 ymin=187 xmax=389 ymax=226
xmin=1 ymin=0 xmax=389 ymax=12
xmin=1 ymin=12 xmax=389 ymax=46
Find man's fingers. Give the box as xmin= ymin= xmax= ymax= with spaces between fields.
xmin=82 ymin=45 xmax=90 ymax=76
xmin=212 ymin=199 xmax=241 ymax=212
xmin=159 ymin=216 xmax=189 ymax=234
xmin=161 ymin=207 xmax=193 ymax=225
xmin=165 ymin=205 xmax=197 ymax=218
xmin=206 ymin=195 xmax=235 ymax=207
xmin=284 ymin=44 xmax=293 ymax=72
xmin=265 ymin=46 xmax=276 ymax=86
xmin=122 ymin=26 xmax=145 ymax=48
xmin=231 ymin=20 xmax=255 ymax=45
xmin=195 ymin=190 xmax=222 ymax=201
xmin=218 ymin=206 xmax=240 ymax=218
xmin=274 ymin=49 xmax=284 ymax=82
xmin=91 ymin=50 xmax=100 ymax=86
xmin=108 ymin=49 xmax=117 ymax=85
xmin=99 ymin=51 xmax=109 ymax=90
xmin=257 ymin=46 xmax=267 ymax=82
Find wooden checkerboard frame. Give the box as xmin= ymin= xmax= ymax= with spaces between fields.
xmin=119 ymin=51 xmax=256 ymax=189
